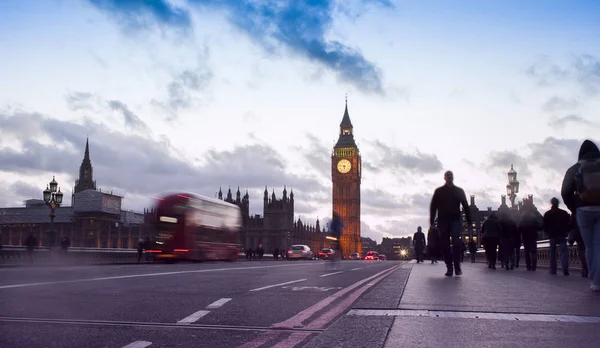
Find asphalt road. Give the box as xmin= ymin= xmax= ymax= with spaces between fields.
xmin=0 ymin=259 xmax=402 ymax=348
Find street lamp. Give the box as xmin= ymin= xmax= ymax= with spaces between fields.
xmin=43 ymin=176 xmax=63 ymax=248
xmin=506 ymin=165 xmax=519 ymax=208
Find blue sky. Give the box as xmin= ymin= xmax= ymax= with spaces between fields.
xmin=0 ymin=0 xmax=599 ymax=242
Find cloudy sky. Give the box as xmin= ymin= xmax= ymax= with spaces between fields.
xmin=1 ymin=0 xmax=599 ymax=242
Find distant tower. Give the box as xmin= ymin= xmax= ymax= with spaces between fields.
xmin=331 ymin=97 xmax=362 ymax=257
xmin=73 ymin=138 xmax=97 ymax=203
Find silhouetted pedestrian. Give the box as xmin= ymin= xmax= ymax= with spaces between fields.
xmin=429 ymin=170 xmax=472 ymax=276
xmin=413 ymin=226 xmax=426 ymax=263
xmin=518 ymin=210 xmax=540 ymax=271
xmin=481 ymin=213 xmax=501 ymax=270
xmin=543 ymin=197 xmax=571 ymax=275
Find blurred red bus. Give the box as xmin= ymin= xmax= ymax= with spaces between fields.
xmin=147 ymin=192 xmax=242 ymax=262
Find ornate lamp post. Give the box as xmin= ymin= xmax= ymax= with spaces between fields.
xmin=43 ymin=176 xmax=64 ymax=248
xmin=506 ymin=165 xmax=519 ymax=208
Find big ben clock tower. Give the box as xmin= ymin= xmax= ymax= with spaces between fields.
xmin=331 ymin=98 xmax=361 ymax=257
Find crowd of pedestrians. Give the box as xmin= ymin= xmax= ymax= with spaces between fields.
xmin=420 ymin=139 xmax=600 ymax=292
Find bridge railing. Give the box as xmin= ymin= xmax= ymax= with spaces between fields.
xmin=473 ymin=239 xmax=584 ymax=268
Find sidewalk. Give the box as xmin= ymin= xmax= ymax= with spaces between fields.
xmin=308 ymin=261 xmax=600 ymax=348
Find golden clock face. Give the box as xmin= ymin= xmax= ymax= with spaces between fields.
xmin=337 ymin=159 xmax=351 ymax=174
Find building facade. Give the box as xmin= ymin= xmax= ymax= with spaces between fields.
xmin=0 ymin=140 xmax=147 ymax=248
xmin=214 ymin=186 xmax=327 ymax=253
xmin=331 ymin=100 xmax=362 ymax=257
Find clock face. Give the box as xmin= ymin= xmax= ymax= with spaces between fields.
xmin=337 ymin=159 xmax=351 ymax=174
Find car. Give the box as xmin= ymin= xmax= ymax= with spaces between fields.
xmin=379 ymin=255 xmax=387 ymax=261
xmin=288 ymin=245 xmax=313 ymax=260
xmin=349 ymin=252 xmax=360 ymax=260
xmin=318 ymin=248 xmax=335 ymax=260
xmin=364 ymin=251 xmax=379 ymax=260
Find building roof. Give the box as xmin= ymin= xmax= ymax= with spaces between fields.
xmin=0 ymin=206 xmax=74 ymax=224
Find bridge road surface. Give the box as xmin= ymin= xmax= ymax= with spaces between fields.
xmin=0 ymin=260 xmax=403 ymax=347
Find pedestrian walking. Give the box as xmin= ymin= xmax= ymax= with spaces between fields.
xmin=429 ymin=170 xmax=472 ymax=276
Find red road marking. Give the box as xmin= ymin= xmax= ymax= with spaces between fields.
xmin=272 ymin=265 xmax=399 ymax=329
xmin=236 ymin=264 xmax=401 ymax=348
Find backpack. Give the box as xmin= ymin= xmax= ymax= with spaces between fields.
xmin=575 ymin=158 xmax=600 ymax=205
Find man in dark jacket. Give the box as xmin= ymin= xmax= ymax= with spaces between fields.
xmin=499 ymin=213 xmax=518 ymax=270
xmin=561 ymin=139 xmax=600 ymax=291
xmin=480 ymin=213 xmax=501 ymax=269
xmin=543 ymin=198 xmax=571 ymax=275
xmin=518 ymin=210 xmax=540 ymax=271
xmin=413 ymin=226 xmax=427 ymax=263
xmin=430 ymin=171 xmax=472 ymax=276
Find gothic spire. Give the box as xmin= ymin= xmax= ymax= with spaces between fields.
xmin=335 ymin=97 xmax=357 ymax=149
xmin=84 ymin=137 xmax=90 ymax=162
xmin=340 ymin=95 xmax=352 ymax=127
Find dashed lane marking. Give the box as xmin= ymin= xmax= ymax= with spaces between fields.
xmin=346 ymin=309 xmax=600 ymax=324
xmin=351 ymin=268 xmax=363 ymax=271
xmin=249 ymin=279 xmax=307 ymax=292
xmin=177 ymin=310 xmax=211 ymax=324
xmin=122 ymin=341 xmax=152 ymax=348
xmin=206 ymin=298 xmax=232 ymax=309
xmin=319 ymin=271 xmax=344 ymax=278
xmin=0 ymin=263 xmax=324 ymax=290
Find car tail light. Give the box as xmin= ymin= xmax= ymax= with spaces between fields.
xmin=287 ymin=250 xmax=292 ymax=254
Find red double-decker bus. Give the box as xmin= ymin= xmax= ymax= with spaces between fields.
xmin=147 ymin=192 xmax=242 ymax=262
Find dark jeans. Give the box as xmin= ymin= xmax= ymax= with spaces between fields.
xmin=523 ymin=239 xmax=537 ymax=270
xmin=415 ymin=248 xmax=425 ymax=262
xmin=501 ymin=238 xmax=515 ymax=268
xmin=483 ymin=237 xmax=499 ymax=267
xmin=549 ymin=237 xmax=569 ymax=273
xmin=514 ymin=241 xmax=521 ymax=267
xmin=438 ymin=219 xmax=462 ymax=270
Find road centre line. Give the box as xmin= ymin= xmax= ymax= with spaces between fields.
xmin=319 ymin=271 xmax=344 ymax=278
xmin=0 ymin=262 xmax=324 ymax=290
xmin=177 ymin=310 xmax=211 ymax=324
xmin=249 ymin=279 xmax=307 ymax=292
xmin=206 ymin=298 xmax=232 ymax=309
xmin=351 ymin=268 xmax=363 ymax=271
xmin=122 ymin=341 xmax=152 ymax=348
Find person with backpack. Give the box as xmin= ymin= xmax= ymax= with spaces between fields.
xmin=561 ymin=139 xmax=600 ymax=292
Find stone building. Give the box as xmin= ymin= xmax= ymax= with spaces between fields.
xmin=215 ymin=186 xmax=327 ymax=253
xmin=0 ymin=139 xmax=146 ymax=248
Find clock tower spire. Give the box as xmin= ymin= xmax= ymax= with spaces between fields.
xmin=74 ymin=137 xmax=97 ymax=196
xmin=331 ymin=97 xmax=362 ymax=258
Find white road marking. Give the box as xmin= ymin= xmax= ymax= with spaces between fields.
xmin=206 ymin=298 xmax=232 ymax=309
xmin=249 ymin=279 xmax=306 ymax=292
xmin=319 ymin=271 xmax=344 ymax=278
xmin=0 ymin=263 xmax=324 ymax=290
xmin=351 ymin=268 xmax=363 ymax=271
xmin=177 ymin=310 xmax=211 ymax=324
xmin=122 ymin=341 xmax=152 ymax=348
xmin=346 ymin=309 xmax=600 ymax=323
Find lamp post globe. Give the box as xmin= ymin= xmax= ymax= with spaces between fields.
xmin=43 ymin=186 xmax=51 ymax=203
xmin=49 ymin=176 xmax=58 ymax=193
xmin=55 ymin=188 xmax=64 ymax=205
